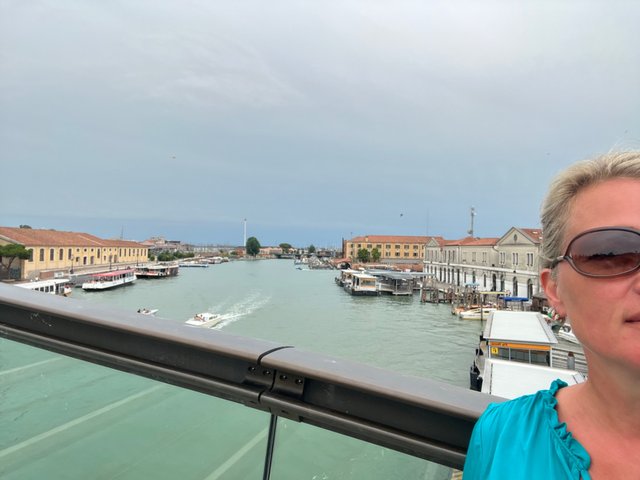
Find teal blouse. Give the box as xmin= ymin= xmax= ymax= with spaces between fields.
xmin=463 ymin=380 xmax=591 ymax=479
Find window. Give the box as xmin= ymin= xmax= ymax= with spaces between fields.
xmin=50 ymin=248 xmax=54 ymax=261
xmin=482 ymin=252 xmax=487 ymax=263
xmin=68 ymin=248 xmax=72 ymax=260
xmin=512 ymin=253 xmax=519 ymax=265
xmin=404 ymin=245 xmax=409 ymax=249
xmin=499 ymin=252 xmax=506 ymax=265
xmin=526 ymin=252 xmax=534 ymax=266
xmin=28 ymin=249 xmax=33 ymax=262
xmin=59 ymin=248 xmax=63 ymax=260
xmin=385 ymin=244 xmax=391 ymax=249
xmin=472 ymin=252 xmax=476 ymax=262
xmin=395 ymin=245 xmax=400 ymax=249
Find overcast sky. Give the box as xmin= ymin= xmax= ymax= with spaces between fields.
xmin=1 ymin=1 xmax=638 ymax=247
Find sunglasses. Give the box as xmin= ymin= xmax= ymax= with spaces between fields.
xmin=551 ymin=227 xmax=640 ymax=277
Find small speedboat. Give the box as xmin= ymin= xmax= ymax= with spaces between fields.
xmin=556 ymin=324 xmax=580 ymax=344
xmin=185 ymin=312 xmax=222 ymax=328
xmin=459 ymin=307 xmax=497 ymax=320
xmin=137 ymin=308 xmax=158 ymax=316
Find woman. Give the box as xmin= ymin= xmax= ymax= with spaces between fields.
xmin=463 ymin=151 xmax=640 ymax=478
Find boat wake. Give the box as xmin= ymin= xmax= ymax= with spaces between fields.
xmin=208 ymin=292 xmax=271 ymax=329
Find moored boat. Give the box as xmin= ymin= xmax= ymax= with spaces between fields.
xmin=185 ymin=312 xmax=222 ymax=328
xmin=344 ymin=273 xmax=378 ymax=296
xmin=458 ymin=307 xmax=497 ymax=320
xmin=556 ymin=323 xmax=580 ymax=344
xmin=135 ymin=264 xmax=179 ymax=278
xmin=469 ymin=310 xmax=585 ymax=397
xmin=16 ymin=278 xmax=73 ymax=296
xmin=82 ymin=269 xmax=136 ymax=291
xmin=178 ymin=262 xmax=209 ymax=268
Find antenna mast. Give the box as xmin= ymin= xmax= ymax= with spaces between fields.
xmin=467 ymin=207 xmax=476 ymax=237
xmin=243 ymin=218 xmax=247 ymax=246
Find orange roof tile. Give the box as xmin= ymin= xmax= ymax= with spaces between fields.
xmin=0 ymin=227 xmax=145 ymax=248
xmin=520 ymin=228 xmax=543 ymax=244
xmin=349 ymin=235 xmax=444 ymax=244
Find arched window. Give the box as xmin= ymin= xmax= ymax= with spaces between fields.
xmin=59 ymin=248 xmax=63 ymax=261
xmin=49 ymin=248 xmax=54 ymax=261
xmin=512 ymin=277 xmax=519 ymax=296
xmin=527 ymin=279 xmax=533 ymax=299
xmin=39 ymin=248 xmax=45 ymax=262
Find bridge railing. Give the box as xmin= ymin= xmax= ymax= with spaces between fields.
xmin=0 ymin=283 xmax=501 ymax=475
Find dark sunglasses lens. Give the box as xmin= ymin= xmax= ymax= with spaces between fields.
xmin=570 ymin=229 xmax=640 ymax=276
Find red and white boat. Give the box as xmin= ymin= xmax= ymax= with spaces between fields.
xmin=82 ymin=269 xmax=136 ymax=291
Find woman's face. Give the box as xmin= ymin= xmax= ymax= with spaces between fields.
xmin=542 ymin=178 xmax=640 ymax=370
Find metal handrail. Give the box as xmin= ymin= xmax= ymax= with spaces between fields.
xmin=0 ymin=283 xmax=501 ymax=470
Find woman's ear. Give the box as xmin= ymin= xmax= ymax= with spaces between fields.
xmin=541 ymin=268 xmax=566 ymax=317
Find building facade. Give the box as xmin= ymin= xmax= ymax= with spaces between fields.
xmin=346 ymin=228 xmax=543 ymax=299
xmin=424 ymin=227 xmax=543 ymax=298
xmin=0 ymin=227 xmax=149 ymax=281
xmin=345 ymin=235 xmax=444 ymax=264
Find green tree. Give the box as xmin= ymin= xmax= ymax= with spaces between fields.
xmin=357 ymin=248 xmax=370 ymax=263
xmin=371 ymin=248 xmax=381 ymax=262
xmin=279 ymin=243 xmax=292 ymax=253
xmin=308 ymin=244 xmax=316 ymax=254
xmin=246 ymin=237 xmax=261 ymax=256
xmin=0 ymin=244 xmax=31 ymax=278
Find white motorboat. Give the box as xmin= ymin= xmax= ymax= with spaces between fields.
xmin=185 ymin=312 xmax=222 ymax=328
xmin=556 ymin=324 xmax=580 ymax=344
xmin=458 ymin=307 xmax=497 ymax=320
xmin=137 ymin=308 xmax=159 ymax=316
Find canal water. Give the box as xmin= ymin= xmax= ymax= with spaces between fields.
xmin=76 ymin=259 xmax=484 ymax=387
xmin=2 ymin=260 xmax=486 ymax=480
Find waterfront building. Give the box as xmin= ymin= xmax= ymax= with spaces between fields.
xmin=344 ymin=227 xmax=543 ymax=299
xmin=344 ymin=235 xmax=444 ymax=265
xmin=0 ymin=226 xmax=148 ymax=281
xmin=424 ymin=227 xmax=543 ymax=299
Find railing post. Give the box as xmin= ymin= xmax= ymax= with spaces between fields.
xmin=262 ymin=414 xmax=278 ymax=480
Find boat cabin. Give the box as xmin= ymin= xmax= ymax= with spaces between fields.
xmin=345 ymin=273 xmax=378 ymax=296
xmin=16 ymin=278 xmax=72 ymax=296
xmin=469 ymin=310 xmax=585 ymax=395
xmin=483 ymin=310 xmax=557 ymax=366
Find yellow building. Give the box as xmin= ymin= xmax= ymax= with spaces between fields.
xmin=0 ymin=227 xmax=149 ymax=281
xmin=345 ymin=235 xmax=443 ymax=264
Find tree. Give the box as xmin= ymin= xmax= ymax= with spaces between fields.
xmin=357 ymin=248 xmax=370 ymax=263
xmin=371 ymin=248 xmax=381 ymax=262
xmin=308 ymin=244 xmax=316 ymax=254
xmin=279 ymin=243 xmax=292 ymax=253
xmin=0 ymin=244 xmax=31 ymax=278
xmin=246 ymin=237 xmax=261 ymax=256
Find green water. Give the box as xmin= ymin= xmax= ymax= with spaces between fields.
xmin=76 ymin=259 xmax=483 ymax=386
xmin=1 ymin=260 xmax=482 ymax=479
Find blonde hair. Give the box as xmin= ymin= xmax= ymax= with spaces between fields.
xmin=540 ymin=151 xmax=640 ymax=268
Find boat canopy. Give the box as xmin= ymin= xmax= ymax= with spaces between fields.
xmin=482 ymin=358 xmax=585 ymax=399
xmin=483 ymin=311 xmax=557 ymax=346
xmin=503 ymin=296 xmax=529 ymax=302
xmin=93 ymin=269 xmax=135 ymax=278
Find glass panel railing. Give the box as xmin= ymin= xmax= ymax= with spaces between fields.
xmin=269 ymin=418 xmax=452 ymax=480
xmin=0 ymin=338 xmax=269 ymax=480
